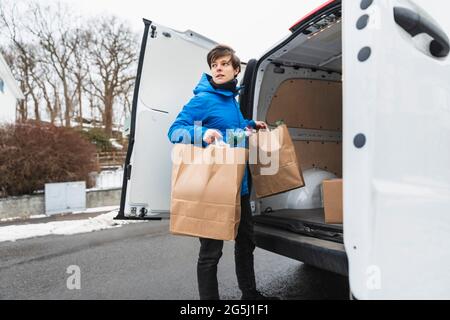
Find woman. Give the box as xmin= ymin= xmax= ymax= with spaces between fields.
xmin=168 ymin=44 xmax=278 ymax=300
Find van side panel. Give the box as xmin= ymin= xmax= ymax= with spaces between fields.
xmin=343 ymin=0 xmax=450 ymax=299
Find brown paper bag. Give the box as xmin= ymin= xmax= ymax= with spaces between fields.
xmin=249 ymin=124 xmax=305 ymax=198
xmin=169 ymin=143 xmax=248 ymax=241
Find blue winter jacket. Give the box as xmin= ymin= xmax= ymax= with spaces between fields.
xmin=167 ymin=73 xmax=256 ymax=196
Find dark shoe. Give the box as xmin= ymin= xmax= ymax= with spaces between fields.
xmin=241 ymin=291 xmax=281 ymax=300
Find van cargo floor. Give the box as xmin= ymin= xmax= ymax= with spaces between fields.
xmin=253 ymin=209 xmax=344 ymax=243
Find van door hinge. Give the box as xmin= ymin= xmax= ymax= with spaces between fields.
xmin=139 ymin=207 xmax=148 ymax=218
xmin=126 ymin=164 xmax=132 ymax=180
xmin=150 ymin=25 xmax=157 ymax=38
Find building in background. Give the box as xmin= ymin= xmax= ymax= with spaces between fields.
xmin=0 ymin=52 xmax=24 ymax=124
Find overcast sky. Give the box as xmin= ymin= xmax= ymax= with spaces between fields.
xmin=28 ymin=0 xmax=450 ymax=62
xmin=56 ymin=0 xmax=325 ymax=62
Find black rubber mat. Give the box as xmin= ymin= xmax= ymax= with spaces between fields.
xmin=253 ymin=208 xmax=344 ymax=243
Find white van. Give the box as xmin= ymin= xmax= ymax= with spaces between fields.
xmin=116 ymin=0 xmax=450 ymax=299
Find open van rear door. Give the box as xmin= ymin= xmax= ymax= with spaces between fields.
xmin=343 ymin=0 xmax=450 ymax=299
xmin=116 ymin=20 xmax=217 ymax=219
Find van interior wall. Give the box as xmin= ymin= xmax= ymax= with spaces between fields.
xmin=266 ymin=78 xmax=343 ymax=177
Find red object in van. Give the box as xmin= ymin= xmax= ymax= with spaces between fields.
xmin=289 ymin=0 xmax=338 ymax=32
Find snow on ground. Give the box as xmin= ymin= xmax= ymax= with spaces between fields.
xmin=0 ymin=209 xmax=147 ymax=243
xmin=71 ymin=205 xmax=121 ymax=215
xmin=0 ymin=206 xmax=121 ymax=223
xmin=0 ymin=215 xmax=47 ymax=223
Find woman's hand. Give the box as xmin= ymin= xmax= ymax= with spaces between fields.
xmin=203 ymin=129 xmax=223 ymax=145
xmin=255 ymin=121 xmax=268 ymax=130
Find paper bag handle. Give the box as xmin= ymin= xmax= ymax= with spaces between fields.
xmin=212 ymin=137 xmax=230 ymax=148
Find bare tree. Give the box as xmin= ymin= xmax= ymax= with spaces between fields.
xmin=1 ymin=0 xmax=139 ymax=133
xmin=68 ymin=27 xmax=90 ymax=128
xmin=116 ymin=79 xmax=134 ymax=132
xmin=85 ymin=16 xmax=138 ymax=137
xmin=27 ymin=1 xmax=79 ymax=127
xmin=34 ymin=63 xmax=60 ymax=124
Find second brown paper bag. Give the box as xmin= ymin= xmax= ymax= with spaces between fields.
xmin=249 ymin=124 xmax=304 ymax=198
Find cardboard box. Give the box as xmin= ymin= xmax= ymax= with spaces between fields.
xmin=322 ymin=179 xmax=343 ymax=224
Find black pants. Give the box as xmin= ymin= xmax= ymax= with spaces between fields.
xmin=197 ymin=194 xmax=256 ymax=300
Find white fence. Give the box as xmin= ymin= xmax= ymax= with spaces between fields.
xmin=95 ymin=168 xmax=124 ymax=189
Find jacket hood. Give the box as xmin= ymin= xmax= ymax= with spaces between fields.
xmin=193 ymin=73 xmax=241 ymax=97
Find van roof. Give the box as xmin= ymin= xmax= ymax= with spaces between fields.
xmin=289 ymin=0 xmax=339 ymax=32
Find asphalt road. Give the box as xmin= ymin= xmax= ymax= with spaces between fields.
xmin=0 ymin=220 xmax=349 ymax=300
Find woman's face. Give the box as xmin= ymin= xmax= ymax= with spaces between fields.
xmin=210 ymin=55 xmax=239 ymax=84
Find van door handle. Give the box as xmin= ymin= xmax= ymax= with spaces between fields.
xmin=394 ymin=6 xmax=449 ymax=58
